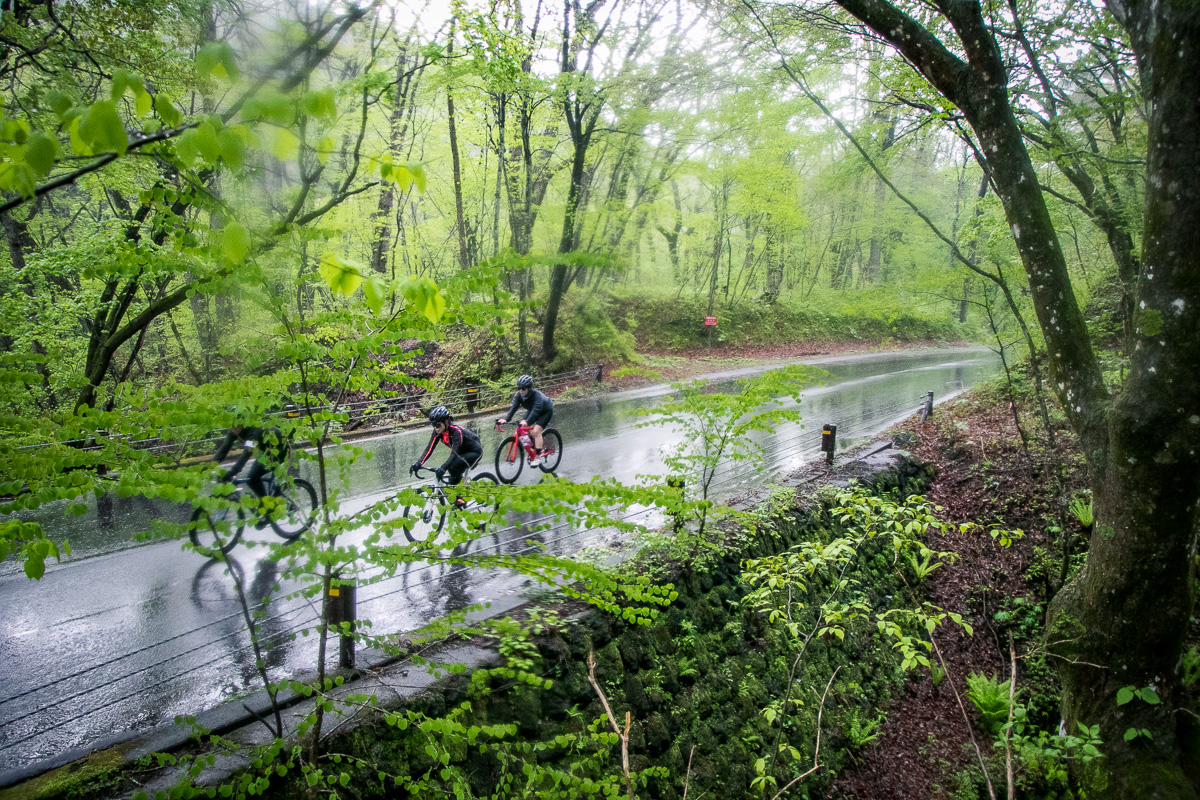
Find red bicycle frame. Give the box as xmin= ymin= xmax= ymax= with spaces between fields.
xmin=498 ymin=420 xmax=546 ymax=463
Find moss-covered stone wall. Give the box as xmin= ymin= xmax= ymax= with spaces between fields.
xmin=271 ymin=459 xmax=936 ymax=799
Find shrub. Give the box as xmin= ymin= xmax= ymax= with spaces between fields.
xmin=965 ymin=671 xmax=1011 ymax=735
xmin=548 ymin=294 xmax=637 ymax=369
xmin=609 ymin=290 xmax=959 ymax=351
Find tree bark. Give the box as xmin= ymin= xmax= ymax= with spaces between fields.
xmin=823 ymin=0 xmax=1200 ymax=794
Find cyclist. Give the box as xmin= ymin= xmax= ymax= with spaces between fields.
xmin=496 ymin=374 xmax=553 ymax=466
xmin=411 ymin=406 xmax=483 ymax=506
xmin=213 ymin=421 xmax=289 ymax=527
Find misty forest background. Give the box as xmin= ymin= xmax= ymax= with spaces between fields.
xmin=0 ymin=0 xmax=1136 ymax=424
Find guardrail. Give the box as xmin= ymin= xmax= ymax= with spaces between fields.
xmin=14 ymin=363 xmax=604 ymax=456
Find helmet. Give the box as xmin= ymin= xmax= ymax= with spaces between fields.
xmin=428 ymin=405 xmax=451 ymax=424
xmin=516 ymin=374 xmax=534 ymax=389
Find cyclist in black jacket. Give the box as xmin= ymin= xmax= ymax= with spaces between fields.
xmin=213 ymin=423 xmax=289 ymax=528
xmin=411 ymin=406 xmax=482 ymax=496
xmin=496 ymin=374 xmax=554 ymax=466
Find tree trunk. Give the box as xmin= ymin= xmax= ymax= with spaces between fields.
xmin=828 ymin=0 xmax=1200 ymax=794
xmin=543 ymin=141 xmax=589 ymax=364
xmin=1047 ymin=1 xmax=1200 ymax=794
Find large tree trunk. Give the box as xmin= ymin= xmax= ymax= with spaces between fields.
xmin=1047 ymin=1 xmax=1200 ymax=795
xmin=446 ymin=33 xmax=470 ymax=271
xmin=542 ymin=141 xmax=589 ymax=364
xmin=825 ymin=0 xmax=1200 ymax=795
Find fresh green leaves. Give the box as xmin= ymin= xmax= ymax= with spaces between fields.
xmin=195 ymin=42 xmax=240 ymax=82
xmin=221 ymin=222 xmax=251 ymax=264
xmin=319 ymin=253 xmax=365 ymax=297
xmin=1 ymin=520 xmax=69 ymax=580
xmin=1116 ymin=685 xmax=1160 ymax=706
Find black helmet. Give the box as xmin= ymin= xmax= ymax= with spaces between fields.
xmin=517 ymin=374 xmax=534 ymax=389
xmin=428 ymin=405 xmax=451 ymax=423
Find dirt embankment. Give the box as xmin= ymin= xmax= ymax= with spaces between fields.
xmin=830 ymin=388 xmax=1087 ymax=798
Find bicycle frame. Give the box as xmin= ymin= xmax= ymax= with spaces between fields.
xmin=498 ymin=420 xmax=539 ymax=462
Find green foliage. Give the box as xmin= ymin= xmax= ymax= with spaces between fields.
xmin=965 ymin=672 xmax=1010 ymax=735
xmin=631 ymin=365 xmax=820 ymax=564
xmin=1069 ymin=491 xmax=1094 ymax=528
xmin=1115 ymin=684 xmax=1161 ymax=721
xmin=844 ymin=708 xmax=886 ymax=748
xmin=548 ymin=294 xmax=637 ymax=370
xmin=611 ymin=292 xmax=959 ymax=352
xmin=1005 ymin=705 xmax=1104 ymax=789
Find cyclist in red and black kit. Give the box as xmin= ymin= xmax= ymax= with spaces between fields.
xmin=496 ymin=374 xmax=554 ymax=466
xmin=410 ymin=406 xmax=483 ymax=504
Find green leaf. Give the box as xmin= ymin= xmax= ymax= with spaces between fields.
xmin=315 ymin=136 xmax=335 ymax=165
xmin=1116 ymin=686 xmax=1135 ymax=706
xmin=1138 ymin=687 xmax=1161 ymax=705
xmin=135 ymin=89 xmax=152 ymax=117
xmin=319 ymin=253 xmax=363 ymax=297
xmin=217 ymin=127 xmax=246 ymax=170
xmin=175 ymin=127 xmax=200 ymax=168
xmin=222 ymin=222 xmax=250 ymax=264
xmin=24 ymin=131 xmax=59 ymax=176
xmin=302 ymin=88 xmax=337 ymax=121
xmin=1124 ymin=727 xmax=1139 ymax=742
xmin=401 ymin=277 xmax=446 ymax=322
xmin=23 ymin=554 xmax=45 ymax=580
xmin=269 ymin=128 xmax=300 ymax=162
xmin=155 ymin=94 xmax=183 ymax=128
xmin=409 ymin=163 xmax=427 ymax=193
xmin=46 ymin=91 xmax=73 ymax=120
xmin=384 ymin=164 xmax=413 ymax=190
xmin=195 ymin=121 xmax=219 ymax=163
xmin=362 ymin=276 xmax=385 ymax=315
xmin=196 ymin=42 xmax=239 ymax=82
xmin=79 ymin=101 xmax=127 ymax=155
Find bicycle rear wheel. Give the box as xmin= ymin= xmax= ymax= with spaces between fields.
xmin=538 ymin=429 xmax=563 ymax=474
xmin=402 ymin=489 xmax=446 ymax=543
xmin=458 ymin=472 xmax=501 ymax=531
xmin=269 ymin=478 xmax=318 ymax=540
xmin=190 ymin=500 xmax=246 ymax=557
xmin=495 ymin=436 xmax=524 ymax=484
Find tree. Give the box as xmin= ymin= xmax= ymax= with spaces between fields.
xmin=753 ymin=0 xmax=1200 ymax=794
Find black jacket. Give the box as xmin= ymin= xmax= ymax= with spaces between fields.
xmin=502 ymin=389 xmax=552 ymax=423
xmin=214 ymin=426 xmax=287 ymax=477
xmin=417 ymin=424 xmax=482 ymax=470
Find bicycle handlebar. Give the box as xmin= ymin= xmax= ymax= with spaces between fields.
xmin=410 ymin=465 xmax=444 ymax=482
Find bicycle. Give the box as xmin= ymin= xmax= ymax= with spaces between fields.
xmin=494 ymin=420 xmax=562 ymax=484
xmin=402 ymin=465 xmax=501 ymax=543
xmin=189 ymin=471 xmax=318 ymax=557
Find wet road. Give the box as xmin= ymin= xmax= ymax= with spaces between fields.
xmin=0 ymin=348 xmax=998 ymax=772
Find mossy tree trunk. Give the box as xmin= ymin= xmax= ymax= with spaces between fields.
xmin=820 ymin=0 xmax=1200 ymax=795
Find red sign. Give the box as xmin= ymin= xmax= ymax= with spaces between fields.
xmin=703 ymin=315 xmax=718 ymax=326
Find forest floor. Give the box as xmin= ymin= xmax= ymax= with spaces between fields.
xmin=828 ymin=380 xmax=1089 ymax=799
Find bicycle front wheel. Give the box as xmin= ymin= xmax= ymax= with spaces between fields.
xmin=270 ymin=478 xmax=318 ymax=540
xmin=538 ymin=429 xmax=563 ymax=474
xmin=495 ymin=436 xmax=524 ymax=484
xmin=190 ymin=500 xmax=245 ymax=557
xmin=402 ymin=489 xmax=446 ymax=544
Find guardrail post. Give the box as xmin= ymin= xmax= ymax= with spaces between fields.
xmin=920 ymin=391 xmax=934 ymax=423
xmin=595 ymin=363 xmax=603 ymax=383
xmin=328 ymin=576 xmax=356 ymax=669
xmin=465 ymin=386 xmax=479 ymax=413
xmin=820 ymin=424 xmax=837 ymax=465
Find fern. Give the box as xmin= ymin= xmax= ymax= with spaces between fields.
xmin=965 ymin=672 xmax=1011 ymax=735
